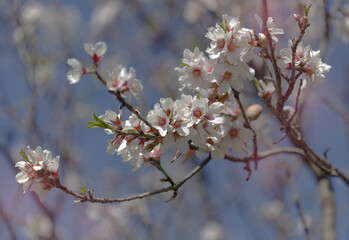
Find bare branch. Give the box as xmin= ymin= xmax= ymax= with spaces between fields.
xmin=54 ymin=155 xmax=212 ymax=204
xmin=225 ymin=147 xmax=305 ymax=163
xmin=232 ymin=89 xmax=258 ymax=170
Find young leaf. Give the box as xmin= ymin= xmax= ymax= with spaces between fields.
xmin=303 ymin=4 xmax=312 ymax=16
xmin=19 ymin=149 xmax=31 ymax=163
xmin=254 ymin=77 xmax=261 ymax=90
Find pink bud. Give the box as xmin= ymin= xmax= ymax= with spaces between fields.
xmin=293 ymin=14 xmax=301 ymax=22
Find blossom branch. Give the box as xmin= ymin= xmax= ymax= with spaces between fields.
xmin=94 ymin=70 xmax=158 ymax=133
xmin=282 ymin=23 xmax=309 ymax=104
xmin=262 ymin=0 xmax=283 ymax=113
xmin=264 ymin=100 xmax=349 ymax=185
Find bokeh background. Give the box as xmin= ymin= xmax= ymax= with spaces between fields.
xmin=1 ymin=0 xmax=349 ymax=239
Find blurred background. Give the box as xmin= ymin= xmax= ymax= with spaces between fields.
xmin=0 ymin=0 xmax=349 ymax=239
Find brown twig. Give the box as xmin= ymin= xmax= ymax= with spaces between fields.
xmin=232 ymin=89 xmax=258 ymax=170
xmin=224 ymin=147 xmax=305 ymax=163
xmin=54 ymin=155 xmax=212 ymax=204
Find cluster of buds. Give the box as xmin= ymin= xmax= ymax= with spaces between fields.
xmin=294 ymin=13 xmax=309 ymax=29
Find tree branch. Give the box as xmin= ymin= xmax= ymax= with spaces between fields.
xmin=54 ymin=155 xmax=212 ymax=204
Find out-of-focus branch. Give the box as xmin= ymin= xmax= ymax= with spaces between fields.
xmin=281 ymin=160 xmax=310 ymax=240
xmin=318 ymin=178 xmax=336 ymax=240
xmin=0 ymin=197 xmax=17 ymax=240
xmin=314 ymin=89 xmax=349 ymax=125
xmin=224 ymin=147 xmax=305 ymax=163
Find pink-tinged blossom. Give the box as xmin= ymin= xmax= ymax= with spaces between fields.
xmin=303 ymin=50 xmax=331 ymax=85
xmin=191 ymin=97 xmax=209 ymax=123
xmin=255 ymin=14 xmax=284 ymax=43
xmin=99 ymin=109 xmax=122 ymax=135
xmin=278 ymin=40 xmax=311 ymax=74
xmin=279 ymin=41 xmax=331 ymax=86
xmin=147 ymin=99 xmax=173 ymax=137
xmin=214 ymin=62 xmax=254 ymax=94
xmin=106 ymin=66 xmax=143 ymax=101
xmin=205 ymin=15 xmax=253 ymax=64
xmin=222 ymin=96 xmax=241 ymax=121
xmin=100 ymin=110 xmax=122 ymax=128
xmin=15 ymin=146 xmax=59 ymax=202
xmin=84 ymin=41 xmax=107 ymax=63
xmin=66 ymin=58 xmax=85 ymax=84
xmin=259 ymin=80 xmax=275 ymax=98
xmin=176 ymin=47 xmax=215 ymax=92
xmin=118 ymin=137 xmax=147 ymax=171
xmin=212 ymin=119 xmax=252 ymax=159
xmin=106 ymin=65 xmax=126 ymax=91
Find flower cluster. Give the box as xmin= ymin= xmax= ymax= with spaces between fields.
xmin=14 ymin=11 xmax=333 ymax=203
xmin=105 ymin=65 xmax=143 ymax=101
xmin=15 ymin=146 xmax=60 ymax=202
xmin=64 ymin=14 xmax=330 ymax=171
xmin=98 ymin=93 xmax=251 ymax=169
xmin=278 ymin=40 xmax=331 ymax=86
xmin=178 ymin=15 xmax=257 ymax=95
xmin=66 ymin=41 xmax=143 ymax=101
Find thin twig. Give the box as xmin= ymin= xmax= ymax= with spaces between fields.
xmin=232 ymin=89 xmax=258 ymax=170
xmin=0 ymin=197 xmax=17 ymax=240
xmin=288 ymin=79 xmax=304 ymax=125
xmin=224 ymin=147 xmax=306 ymax=163
xmin=54 ymin=155 xmax=212 ymax=204
xmin=281 ymin=160 xmax=311 ymax=240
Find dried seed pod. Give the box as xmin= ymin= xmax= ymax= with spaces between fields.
xmin=245 ymin=104 xmax=263 ymax=121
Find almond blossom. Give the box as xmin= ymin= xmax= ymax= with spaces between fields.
xmin=279 ymin=41 xmax=331 ymax=86
xmin=255 ymin=14 xmax=284 ymax=42
xmin=84 ymin=41 xmax=107 ymax=63
xmin=278 ymin=40 xmax=311 ymax=74
xmin=205 ymin=15 xmax=253 ymax=64
xmin=259 ymin=79 xmax=275 ymax=98
xmin=176 ymin=47 xmax=215 ymax=92
xmin=15 ymin=146 xmax=60 ymax=202
xmin=106 ymin=66 xmax=143 ymax=101
xmin=66 ymin=58 xmax=85 ymax=84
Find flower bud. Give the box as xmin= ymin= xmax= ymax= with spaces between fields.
xmin=293 ymin=14 xmax=301 ymax=22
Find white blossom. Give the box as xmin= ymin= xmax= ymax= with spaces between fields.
xmin=15 ymin=146 xmax=59 ymax=202
xmin=66 ymin=58 xmax=84 ymax=84
xmin=255 ymin=14 xmax=284 ymax=42
xmin=176 ymin=47 xmax=215 ymax=92
xmin=106 ymin=66 xmax=143 ymax=100
xmin=84 ymin=41 xmax=107 ymax=62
